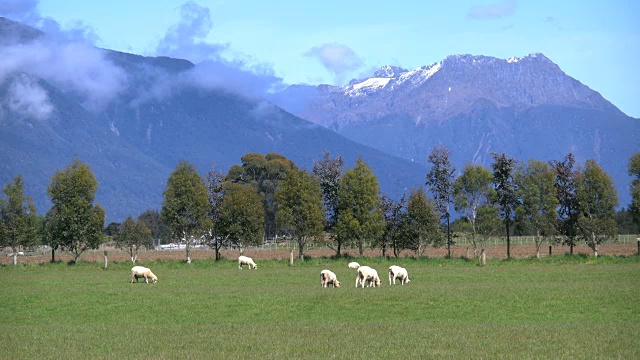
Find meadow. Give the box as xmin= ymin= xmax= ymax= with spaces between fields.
xmin=1 ymin=256 xmax=639 ymax=359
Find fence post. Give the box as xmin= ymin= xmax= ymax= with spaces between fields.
xmin=103 ymin=250 xmax=108 ymax=270
xmin=290 ymin=250 xmax=294 ymax=266
xmin=548 ymin=245 xmax=552 ymax=257
xmin=637 ymin=238 xmax=639 ymax=256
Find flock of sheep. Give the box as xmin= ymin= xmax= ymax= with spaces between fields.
xmin=130 ymin=255 xmax=411 ymax=288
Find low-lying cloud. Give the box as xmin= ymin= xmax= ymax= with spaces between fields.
xmin=5 ymin=73 xmax=53 ymax=120
xmin=0 ymin=0 xmax=127 ymax=114
xmin=468 ymin=0 xmax=517 ymax=20
xmin=304 ymin=43 xmax=364 ymax=84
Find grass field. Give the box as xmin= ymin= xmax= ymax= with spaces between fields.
xmin=1 ymin=256 xmax=639 ymax=359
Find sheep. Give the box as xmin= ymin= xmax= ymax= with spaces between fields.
xmin=388 ymin=265 xmax=411 ymax=285
xmin=130 ymin=266 xmax=157 ymax=284
xmin=347 ymin=262 xmax=360 ymax=269
xmin=238 ymin=255 xmax=257 ymax=270
xmin=320 ymin=270 xmax=341 ymax=288
xmin=355 ymin=266 xmax=381 ymax=288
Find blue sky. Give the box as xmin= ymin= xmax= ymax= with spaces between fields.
xmin=3 ymin=0 xmax=639 ymax=117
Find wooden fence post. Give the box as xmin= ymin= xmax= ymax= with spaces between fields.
xmin=549 ymin=245 xmax=552 ymax=257
xmin=481 ymin=249 xmax=486 ymax=266
xmin=103 ymin=250 xmax=108 ymax=270
xmin=290 ymin=250 xmax=294 ymax=266
xmin=637 ymin=238 xmax=639 ymax=256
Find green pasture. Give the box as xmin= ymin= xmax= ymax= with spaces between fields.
xmin=1 ymin=256 xmax=639 ymax=359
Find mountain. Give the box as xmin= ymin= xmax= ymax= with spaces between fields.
xmin=270 ymin=54 xmax=640 ymax=207
xmin=0 ymin=17 xmax=426 ymax=221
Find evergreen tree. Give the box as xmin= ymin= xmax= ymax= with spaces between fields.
xmin=138 ymin=209 xmax=170 ymax=246
xmin=378 ymin=193 xmax=404 ymax=257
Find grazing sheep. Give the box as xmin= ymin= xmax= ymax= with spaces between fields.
xmin=320 ymin=270 xmax=341 ymax=288
xmin=355 ymin=266 xmax=381 ymax=288
xmin=347 ymin=262 xmax=360 ymax=269
xmin=238 ymin=255 xmax=257 ymax=270
xmin=388 ymin=265 xmax=411 ymax=285
xmin=130 ymin=266 xmax=157 ymax=284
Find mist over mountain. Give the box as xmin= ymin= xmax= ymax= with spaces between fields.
xmin=270 ymin=54 xmax=640 ymax=207
xmin=0 ymin=17 xmax=426 ymax=221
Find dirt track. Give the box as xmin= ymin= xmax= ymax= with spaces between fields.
xmin=2 ymin=243 xmax=638 ymax=265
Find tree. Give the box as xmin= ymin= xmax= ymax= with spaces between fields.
xmin=114 ymin=217 xmax=152 ymax=264
xmin=399 ymin=188 xmax=442 ymax=256
xmin=161 ymin=161 xmax=210 ymax=264
xmin=629 ymin=152 xmax=640 ymax=230
xmin=549 ymin=154 xmax=580 ymax=254
xmin=0 ymin=176 xmax=39 ymax=265
xmin=226 ymin=153 xmax=297 ymax=239
xmin=275 ymin=169 xmax=325 ymax=259
xmin=426 ymin=145 xmax=455 ymax=258
xmin=475 ymin=204 xmax=502 ymax=261
xmin=312 ymin=151 xmax=344 ymax=250
xmin=138 ymin=209 xmax=170 ymax=246
xmin=378 ymin=193 xmax=404 ymax=257
xmin=334 ymin=158 xmax=384 ymax=256
xmin=46 ymin=160 xmax=105 ymax=262
xmin=491 ymin=153 xmax=518 ymax=259
xmin=206 ymin=166 xmax=226 ymax=261
xmin=219 ymin=183 xmax=265 ymax=249
xmin=452 ymin=164 xmax=494 ymax=258
xmin=575 ymin=159 xmax=618 ymax=257
xmin=514 ymin=160 xmax=558 ymax=258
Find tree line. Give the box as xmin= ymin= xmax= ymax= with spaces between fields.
xmin=2 ymin=150 xmax=640 ymax=265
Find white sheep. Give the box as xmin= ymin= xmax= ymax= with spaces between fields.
xmin=238 ymin=255 xmax=257 ymax=270
xmin=355 ymin=266 xmax=381 ymax=288
xmin=347 ymin=262 xmax=360 ymax=269
xmin=320 ymin=270 xmax=341 ymax=288
xmin=130 ymin=266 xmax=157 ymax=284
xmin=388 ymin=265 xmax=411 ymax=285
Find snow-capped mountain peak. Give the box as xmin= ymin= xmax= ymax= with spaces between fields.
xmin=373 ymin=65 xmax=408 ymax=78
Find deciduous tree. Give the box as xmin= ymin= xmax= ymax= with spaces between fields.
xmin=629 ymin=152 xmax=640 ymax=229
xmin=206 ymin=166 xmax=226 ymax=260
xmin=161 ymin=161 xmax=210 ymax=264
xmin=46 ymin=160 xmax=105 ymax=262
xmin=452 ymin=164 xmax=494 ymax=258
xmin=491 ymin=153 xmax=518 ymax=259
xmin=514 ymin=160 xmax=558 ymax=258
xmin=138 ymin=209 xmax=170 ymax=246
xmin=549 ymin=154 xmax=580 ymax=254
xmin=335 ymin=158 xmax=384 ymax=256
xmin=219 ymin=183 xmax=265 ymax=250
xmin=275 ymin=169 xmax=325 ymax=259
xmin=312 ymin=151 xmax=344 ymax=251
xmin=0 ymin=176 xmax=39 ymax=265
xmin=378 ymin=193 xmax=404 ymax=257
xmin=114 ymin=217 xmax=152 ymax=264
xmin=426 ymin=145 xmax=455 ymax=258
xmin=575 ymin=159 xmax=618 ymax=257
xmin=399 ymin=188 xmax=442 ymax=256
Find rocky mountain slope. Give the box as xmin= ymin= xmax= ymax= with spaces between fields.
xmin=271 ymin=54 xmax=640 ymax=206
